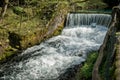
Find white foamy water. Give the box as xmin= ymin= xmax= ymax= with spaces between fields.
xmin=0 ymin=14 xmax=111 ymax=80
xmin=66 ymin=13 xmax=112 ymax=27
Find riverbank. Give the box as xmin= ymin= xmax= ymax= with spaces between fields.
xmin=0 ymin=2 xmax=70 ymax=62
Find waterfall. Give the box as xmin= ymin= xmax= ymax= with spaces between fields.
xmin=66 ymin=13 xmax=112 ymax=27
xmin=0 ymin=14 xmax=111 ymax=80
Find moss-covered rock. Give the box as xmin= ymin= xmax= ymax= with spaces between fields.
xmin=0 ymin=2 xmax=70 ymax=62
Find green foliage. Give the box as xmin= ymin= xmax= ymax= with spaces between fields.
xmin=0 ymin=49 xmax=17 ymax=61
xmin=25 ymin=0 xmax=39 ymax=6
xmin=13 ymin=6 xmax=25 ymax=15
xmin=80 ymin=52 xmax=98 ymax=80
xmin=109 ymin=65 xmax=115 ymax=78
xmin=70 ymin=0 xmax=107 ymax=10
xmin=80 ymin=63 xmax=92 ymax=79
xmin=87 ymin=52 xmax=98 ymax=63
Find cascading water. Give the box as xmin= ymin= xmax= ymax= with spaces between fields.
xmin=66 ymin=13 xmax=112 ymax=27
xmin=0 ymin=13 xmax=111 ymax=80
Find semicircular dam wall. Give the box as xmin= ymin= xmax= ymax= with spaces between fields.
xmin=0 ymin=13 xmax=112 ymax=80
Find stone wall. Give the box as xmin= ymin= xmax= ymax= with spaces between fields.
xmin=92 ymin=5 xmax=120 ymax=80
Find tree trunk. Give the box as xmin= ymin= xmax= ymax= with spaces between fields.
xmin=0 ymin=0 xmax=9 ymax=20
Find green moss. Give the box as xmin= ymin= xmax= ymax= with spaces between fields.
xmin=81 ymin=63 xmax=92 ymax=79
xmin=0 ymin=54 xmax=6 ymax=61
xmin=13 ymin=6 xmax=26 ymax=15
xmin=5 ymin=46 xmax=17 ymax=52
xmin=19 ymin=28 xmax=47 ymax=49
xmin=53 ymin=25 xmax=64 ymax=36
xmin=109 ymin=64 xmax=115 ymax=79
xmin=75 ymin=51 xmax=98 ymax=80
xmin=4 ymin=51 xmax=15 ymax=58
xmin=0 ymin=1 xmax=69 ymax=62
xmin=0 ymin=48 xmax=17 ymax=61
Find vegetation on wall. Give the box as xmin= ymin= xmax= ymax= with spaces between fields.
xmin=75 ymin=51 xmax=98 ymax=80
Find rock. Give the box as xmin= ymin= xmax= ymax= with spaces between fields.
xmin=91 ymin=23 xmax=96 ymax=28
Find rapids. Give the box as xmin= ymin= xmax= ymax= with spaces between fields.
xmin=0 ymin=13 xmax=111 ymax=80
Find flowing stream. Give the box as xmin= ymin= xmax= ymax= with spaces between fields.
xmin=0 ymin=14 xmax=111 ymax=80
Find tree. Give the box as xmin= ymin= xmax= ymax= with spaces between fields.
xmin=0 ymin=0 xmax=9 ymax=20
